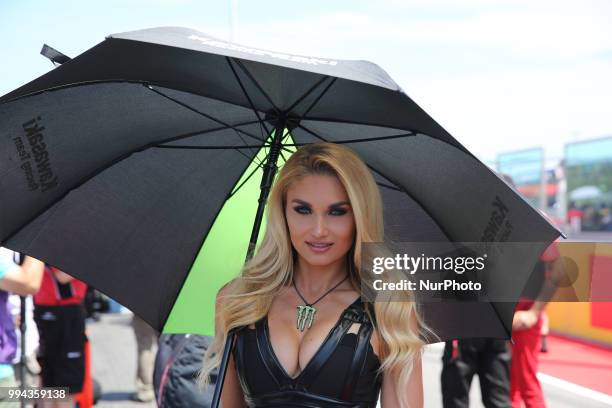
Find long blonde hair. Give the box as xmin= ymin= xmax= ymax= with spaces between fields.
xmin=198 ymin=142 xmax=434 ymax=407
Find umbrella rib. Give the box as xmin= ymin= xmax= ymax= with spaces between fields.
xmin=279 ymin=149 xmax=287 ymax=163
xmin=489 ymin=302 xmax=512 ymax=339
xmin=280 ymin=145 xmax=296 ymax=155
xmin=278 ymin=133 xmax=295 ymax=164
xmin=145 ymin=84 xmax=265 ymax=158
xmin=247 ymin=118 xmax=276 ymax=168
xmin=276 ymin=125 xmax=418 ymax=146
xmin=0 ymin=79 xmax=155 ymax=105
xmin=155 ymin=144 xmax=270 ymax=150
xmin=156 ymin=143 xmax=267 ymax=168
xmin=225 ymin=57 xmax=277 ymax=158
xmin=375 ymin=181 xmax=403 ymax=192
xmin=231 ymin=58 xmax=280 ymax=114
xmin=299 ymin=116 xmax=425 ymax=136
xmin=294 ymin=124 xmax=455 ymax=240
xmin=227 ymin=150 xmax=271 ymax=199
xmin=284 ymin=76 xmax=332 ymax=115
xmin=152 ymin=120 xmax=263 ymax=146
xmin=226 ymin=57 xmax=273 ymax=138
xmin=287 ymin=126 xmax=418 ymax=145
xmin=299 ymin=77 xmax=337 ymax=119
xmin=0 ymin=79 xmax=275 ymax=125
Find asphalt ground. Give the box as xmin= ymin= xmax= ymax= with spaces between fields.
xmin=89 ymin=312 xmax=611 ymax=407
xmin=89 ymin=313 xmax=156 ymax=408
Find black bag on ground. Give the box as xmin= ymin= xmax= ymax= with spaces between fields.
xmin=154 ymin=333 xmax=217 ymax=408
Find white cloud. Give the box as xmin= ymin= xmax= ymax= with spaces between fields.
xmin=404 ymin=59 xmax=612 ymax=162
xmin=234 ymin=7 xmax=611 ymax=61
xmin=228 ymin=3 xmax=612 ymax=163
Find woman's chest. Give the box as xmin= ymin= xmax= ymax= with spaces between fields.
xmin=266 ymin=299 xmax=380 ymax=379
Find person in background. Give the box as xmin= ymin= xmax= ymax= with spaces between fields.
xmin=440 ymin=241 xmax=561 ymax=408
xmin=539 ymin=313 xmax=549 ymax=353
xmin=566 ymin=202 xmax=583 ymax=235
xmin=33 ymin=265 xmax=87 ymax=408
xmin=0 ymin=248 xmax=44 ymax=400
xmin=510 ymin=242 xmax=562 ymax=408
xmin=131 ymin=314 xmax=159 ymax=402
xmin=598 ymin=203 xmax=611 ymax=231
xmin=9 ymin=293 xmax=42 ymax=388
xmin=583 ymin=205 xmax=596 ymax=231
xmin=440 ymin=337 xmax=511 ymax=408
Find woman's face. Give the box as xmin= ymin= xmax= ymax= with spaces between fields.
xmin=285 ymin=173 xmax=356 ymax=268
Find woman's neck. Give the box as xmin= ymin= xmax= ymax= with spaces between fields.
xmin=292 ymin=258 xmax=349 ymax=299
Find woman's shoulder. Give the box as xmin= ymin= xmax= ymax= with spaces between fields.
xmin=217 ymin=280 xmax=239 ymax=299
xmin=216 ymin=281 xmax=241 ymax=313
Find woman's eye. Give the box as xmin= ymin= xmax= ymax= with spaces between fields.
xmin=293 ymin=206 xmax=311 ymax=214
xmin=292 ymin=206 xmax=347 ymax=215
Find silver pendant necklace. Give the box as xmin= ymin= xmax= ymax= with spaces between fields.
xmin=292 ymin=274 xmax=348 ymax=332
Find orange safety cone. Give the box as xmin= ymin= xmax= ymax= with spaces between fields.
xmin=73 ymin=334 xmax=93 ymax=408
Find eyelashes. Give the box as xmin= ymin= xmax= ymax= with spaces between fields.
xmin=293 ymin=206 xmax=348 ymax=216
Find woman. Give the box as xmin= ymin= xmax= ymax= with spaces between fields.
xmin=199 ymin=142 xmax=432 ymax=407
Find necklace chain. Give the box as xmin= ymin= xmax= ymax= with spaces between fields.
xmin=292 ymin=274 xmax=348 ymax=332
xmin=292 ymin=274 xmax=348 ymax=306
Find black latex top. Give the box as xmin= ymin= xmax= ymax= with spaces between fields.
xmin=233 ymin=297 xmax=383 ymax=407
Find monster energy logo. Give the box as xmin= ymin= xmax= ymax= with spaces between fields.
xmin=296 ymin=305 xmax=317 ymax=332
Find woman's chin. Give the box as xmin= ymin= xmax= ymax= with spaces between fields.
xmin=299 ymin=253 xmax=343 ymax=268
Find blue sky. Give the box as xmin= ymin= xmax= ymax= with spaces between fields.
xmin=1 ymin=0 xmax=611 ymax=165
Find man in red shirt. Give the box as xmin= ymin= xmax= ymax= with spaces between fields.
xmin=510 ymin=242 xmax=562 ymax=408
xmin=34 ymin=265 xmax=87 ymax=408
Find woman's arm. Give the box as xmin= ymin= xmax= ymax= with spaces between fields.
xmin=0 ymin=256 xmax=45 ymax=295
xmin=380 ymin=353 xmax=424 ymax=408
xmin=216 ymin=285 xmax=247 ymax=408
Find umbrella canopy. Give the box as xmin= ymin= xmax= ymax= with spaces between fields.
xmin=0 ymin=27 xmax=561 ymax=340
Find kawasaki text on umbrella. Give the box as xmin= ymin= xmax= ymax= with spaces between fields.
xmin=187 ymin=35 xmax=338 ymax=66
xmin=480 ymin=196 xmax=511 ymax=242
xmin=12 ymin=116 xmax=58 ymax=193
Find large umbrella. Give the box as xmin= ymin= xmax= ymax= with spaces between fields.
xmin=1 ymin=26 xmax=561 ymax=345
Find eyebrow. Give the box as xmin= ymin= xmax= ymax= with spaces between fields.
xmin=291 ymin=199 xmax=351 ymax=208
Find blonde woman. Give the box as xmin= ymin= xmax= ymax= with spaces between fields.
xmin=199 ymin=142 xmax=430 ymax=407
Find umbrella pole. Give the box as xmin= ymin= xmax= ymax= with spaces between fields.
xmin=211 ymin=117 xmax=286 ymax=408
xmin=19 ymin=296 xmax=26 ymax=408
xmin=13 ymin=253 xmax=27 ymax=408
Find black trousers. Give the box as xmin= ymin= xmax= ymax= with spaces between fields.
xmin=441 ymin=339 xmax=511 ymax=408
xmin=34 ymin=304 xmax=87 ymax=394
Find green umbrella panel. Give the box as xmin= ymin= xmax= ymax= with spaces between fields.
xmin=164 ymin=133 xmax=296 ymax=335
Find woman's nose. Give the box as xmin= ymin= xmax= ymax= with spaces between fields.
xmin=312 ymin=215 xmax=329 ymax=236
